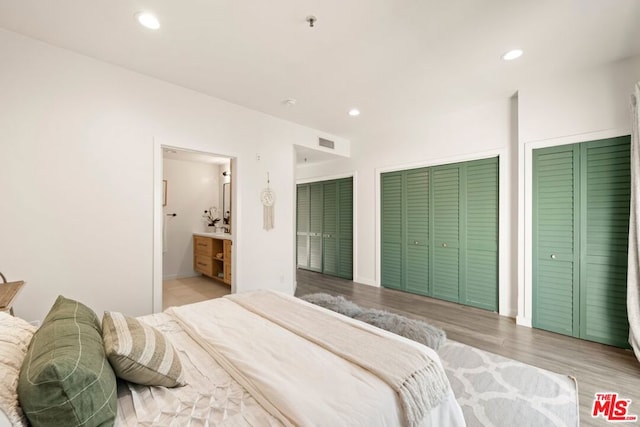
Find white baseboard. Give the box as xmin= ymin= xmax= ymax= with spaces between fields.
xmin=355 ymin=277 xmax=378 ymax=287
xmin=516 ymin=315 xmax=532 ymax=328
xmin=499 ymin=308 xmax=517 ymax=319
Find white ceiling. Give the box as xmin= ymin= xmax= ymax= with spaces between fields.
xmin=1 ymin=0 xmax=639 ymax=152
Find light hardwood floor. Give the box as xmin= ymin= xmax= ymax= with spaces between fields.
xmin=294 ymin=269 xmax=640 ymax=427
xmin=163 ymin=275 xmax=230 ymax=310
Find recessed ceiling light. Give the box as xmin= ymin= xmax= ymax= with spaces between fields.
xmin=502 ymin=49 xmax=523 ymax=61
xmin=348 ymin=108 xmax=360 ymax=117
xmin=135 ymin=12 xmax=160 ymax=30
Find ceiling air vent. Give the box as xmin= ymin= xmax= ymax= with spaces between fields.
xmin=318 ymin=137 xmax=335 ymax=149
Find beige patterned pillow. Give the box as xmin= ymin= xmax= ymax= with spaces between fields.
xmin=0 ymin=312 xmax=37 ymax=427
xmin=102 ymin=311 xmax=185 ymax=387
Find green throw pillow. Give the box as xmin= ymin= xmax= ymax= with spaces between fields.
xmin=18 ymin=296 xmax=117 ymax=427
xmin=102 ymin=311 xmax=185 ymax=387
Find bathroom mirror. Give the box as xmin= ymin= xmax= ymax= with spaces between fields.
xmin=223 ymin=183 xmax=231 ymax=231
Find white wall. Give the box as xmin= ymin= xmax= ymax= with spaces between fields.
xmin=162 ymin=158 xmax=219 ymax=280
xmin=0 ymin=28 xmax=349 ymax=322
xmin=297 ymin=98 xmax=518 ymax=316
xmin=518 ymin=56 xmax=640 ymax=144
xmin=516 ymin=55 xmax=640 ymax=326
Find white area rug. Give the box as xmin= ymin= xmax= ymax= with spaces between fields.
xmin=439 ymin=341 xmax=579 ymax=427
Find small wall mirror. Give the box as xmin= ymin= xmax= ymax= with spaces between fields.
xmin=223 ymin=182 xmax=231 ymax=231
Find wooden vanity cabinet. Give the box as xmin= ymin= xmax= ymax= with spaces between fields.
xmin=223 ymin=240 xmax=232 ymax=284
xmin=193 ymin=234 xmax=232 ymax=286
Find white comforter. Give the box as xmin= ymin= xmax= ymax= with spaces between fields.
xmin=116 ymin=312 xmax=282 ymax=426
xmin=117 ymin=294 xmax=465 ymax=426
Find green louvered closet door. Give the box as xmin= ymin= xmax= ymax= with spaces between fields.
xmin=381 ymin=172 xmax=403 ymax=289
xmin=296 ymin=178 xmax=353 ymax=279
xmin=405 ymin=168 xmax=430 ymax=295
xmin=432 ymin=165 xmax=461 ymax=302
xmin=463 ymin=158 xmax=499 ymax=310
xmin=308 ymin=183 xmax=324 ymax=272
xmin=296 ymin=185 xmax=310 ymax=269
xmin=323 ymin=181 xmax=339 ymax=276
xmin=381 ymin=157 xmax=498 ymax=311
xmin=533 ymin=145 xmax=579 ymax=336
xmin=321 ymin=179 xmax=353 ymax=279
xmin=581 ymin=138 xmax=631 ymax=347
xmin=337 ymin=179 xmax=354 ymax=279
xmin=533 ymin=136 xmax=630 ymax=348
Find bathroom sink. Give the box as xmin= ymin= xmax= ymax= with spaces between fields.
xmin=194 ymin=231 xmax=232 ymax=240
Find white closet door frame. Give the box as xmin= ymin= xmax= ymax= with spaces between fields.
xmin=518 ymin=127 xmax=629 ymax=327
xmin=374 ymin=148 xmax=510 ymax=316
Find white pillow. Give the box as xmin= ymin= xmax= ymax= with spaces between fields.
xmin=0 ymin=312 xmax=37 ymax=427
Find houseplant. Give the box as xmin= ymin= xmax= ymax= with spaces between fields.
xmin=203 ymin=207 xmax=221 ymax=231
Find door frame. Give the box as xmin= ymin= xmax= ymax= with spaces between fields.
xmin=518 ymin=127 xmax=629 ymax=327
xmin=295 ymin=172 xmax=357 ymax=281
xmin=152 ymin=137 xmax=237 ymax=313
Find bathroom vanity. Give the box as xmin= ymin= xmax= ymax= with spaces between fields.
xmin=193 ymin=232 xmax=232 ymax=285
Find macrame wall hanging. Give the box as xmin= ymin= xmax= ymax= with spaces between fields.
xmin=261 ymin=172 xmax=275 ymax=230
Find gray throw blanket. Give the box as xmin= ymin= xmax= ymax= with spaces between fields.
xmin=301 ymin=293 xmax=447 ymax=350
xmin=228 ymin=291 xmax=452 ymax=427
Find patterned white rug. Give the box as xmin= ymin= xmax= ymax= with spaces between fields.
xmin=439 ymin=341 xmax=579 ymax=427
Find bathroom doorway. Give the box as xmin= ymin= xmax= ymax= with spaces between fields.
xmin=153 ymin=142 xmax=234 ymax=312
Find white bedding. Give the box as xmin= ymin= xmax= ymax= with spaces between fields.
xmin=115 ymin=312 xmax=282 ymax=426
xmin=116 ymin=294 xmax=465 ymax=426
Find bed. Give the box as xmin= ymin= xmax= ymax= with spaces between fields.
xmin=2 ymin=290 xmax=465 ymax=427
